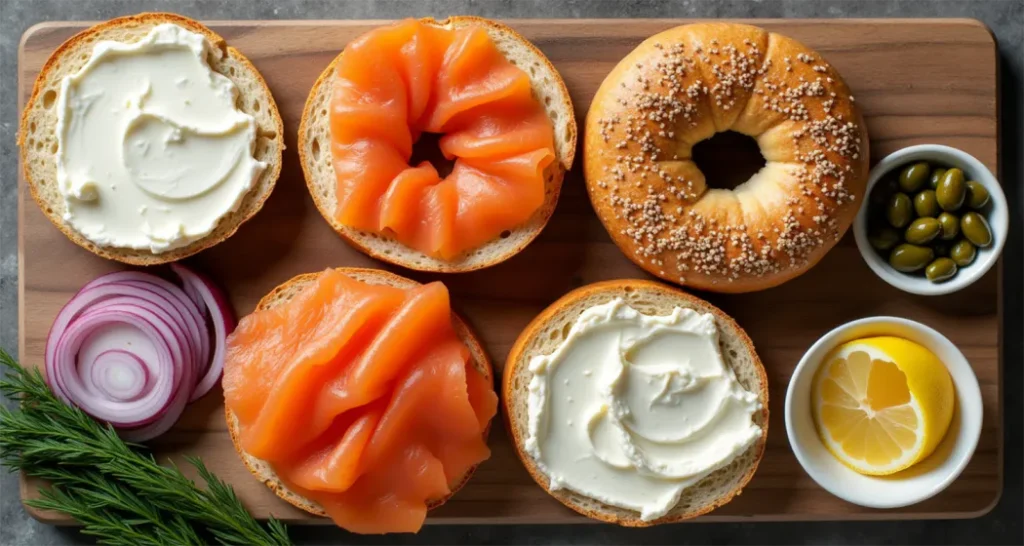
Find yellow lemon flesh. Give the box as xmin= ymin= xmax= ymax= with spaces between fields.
xmin=811 ymin=336 xmax=955 ymax=476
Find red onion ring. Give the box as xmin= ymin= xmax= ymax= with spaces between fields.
xmin=88 ymin=349 xmax=149 ymax=402
xmin=44 ymin=266 xmax=233 ymax=442
xmin=171 ymin=264 xmax=235 ymax=401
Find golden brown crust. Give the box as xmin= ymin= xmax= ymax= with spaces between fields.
xmin=297 ymin=16 xmax=576 ymax=273
xmin=18 ymin=12 xmax=284 ymax=266
xmin=584 ymin=23 xmax=869 ymax=293
xmin=503 ymin=279 xmax=769 ymax=525
xmin=226 ymin=267 xmax=494 ymax=519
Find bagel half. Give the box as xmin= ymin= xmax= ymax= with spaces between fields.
xmin=226 ymin=267 xmax=493 ymax=518
xmin=298 ymin=16 xmax=576 ymax=273
xmin=18 ymin=12 xmax=284 ymax=265
xmin=503 ymin=279 xmax=768 ymax=525
xmin=584 ymin=23 xmax=869 ymax=293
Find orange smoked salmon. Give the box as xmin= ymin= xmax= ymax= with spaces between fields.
xmin=223 ymin=269 xmax=497 ymax=533
xmin=330 ymin=19 xmax=556 ymax=260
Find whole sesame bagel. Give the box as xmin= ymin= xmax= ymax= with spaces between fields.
xmin=584 ymin=23 xmax=869 ymax=293
xmin=503 ymin=279 xmax=768 ymax=525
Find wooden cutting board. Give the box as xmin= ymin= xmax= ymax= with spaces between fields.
xmin=18 ymin=18 xmax=1001 ymax=524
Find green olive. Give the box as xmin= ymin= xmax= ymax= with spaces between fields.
xmin=868 ymin=226 xmax=902 ymax=252
xmin=905 ymin=218 xmax=942 ymax=245
xmin=889 ymin=243 xmax=935 ymax=273
xmin=965 ymin=180 xmax=990 ymax=210
xmin=937 ymin=212 xmax=960 ymax=240
xmin=933 ymin=241 xmax=950 ymax=258
xmin=899 ymin=162 xmax=931 ymax=193
xmin=929 ymin=167 xmax=947 ymax=189
xmin=936 ymin=168 xmax=967 ymax=211
xmin=887 ymin=193 xmax=914 ymax=228
xmin=961 ymin=212 xmax=993 ymax=247
xmin=925 ymin=258 xmax=958 ymax=283
xmin=950 ymin=239 xmax=977 ymax=267
xmin=913 ymin=190 xmax=940 ymax=218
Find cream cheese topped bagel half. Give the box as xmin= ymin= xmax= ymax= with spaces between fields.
xmin=504 ymin=279 xmax=768 ymax=525
xmin=19 ymin=13 xmax=284 ymax=265
xmin=299 ymin=17 xmax=576 ymax=273
xmin=585 ymin=23 xmax=869 ymax=293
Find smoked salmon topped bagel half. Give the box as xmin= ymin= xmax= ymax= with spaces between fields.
xmin=223 ymin=267 xmax=498 ymax=534
xmin=299 ymin=17 xmax=576 ymax=272
xmin=585 ymin=23 xmax=869 ymax=293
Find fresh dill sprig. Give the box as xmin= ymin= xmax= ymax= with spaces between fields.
xmin=32 ymin=487 xmax=178 ymax=546
xmin=28 ymin=468 xmax=201 ymax=546
xmin=0 ymin=348 xmax=291 ymax=546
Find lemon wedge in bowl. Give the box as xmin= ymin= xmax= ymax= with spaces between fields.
xmin=811 ymin=336 xmax=955 ymax=476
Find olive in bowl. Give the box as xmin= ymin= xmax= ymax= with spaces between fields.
xmin=854 ymin=145 xmax=1007 ymax=296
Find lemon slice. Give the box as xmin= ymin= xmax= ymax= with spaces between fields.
xmin=811 ymin=336 xmax=955 ymax=475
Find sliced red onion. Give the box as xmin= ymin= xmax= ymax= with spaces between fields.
xmin=50 ymin=304 xmax=189 ymax=428
xmin=89 ymin=273 xmax=210 ymax=373
xmin=44 ymin=267 xmax=233 ymax=442
xmin=89 ymin=350 xmax=149 ymax=402
xmin=171 ymin=264 xmax=235 ymax=401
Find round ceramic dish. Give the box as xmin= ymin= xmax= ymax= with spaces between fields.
xmin=784 ymin=316 xmax=983 ymax=508
xmin=853 ymin=144 xmax=1007 ymax=296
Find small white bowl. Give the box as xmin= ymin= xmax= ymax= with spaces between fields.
xmin=784 ymin=316 xmax=983 ymax=509
xmin=853 ymin=144 xmax=1007 ymax=296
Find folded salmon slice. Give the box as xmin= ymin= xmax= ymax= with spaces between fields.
xmin=223 ymin=269 xmax=497 ymax=533
xmin=330 ymin=19 xmax=556 ymax=260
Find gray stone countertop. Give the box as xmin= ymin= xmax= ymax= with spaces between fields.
xmin=1 ymin=0 xmax=1021 ymax=544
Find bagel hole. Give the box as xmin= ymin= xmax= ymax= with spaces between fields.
xmin=409 ymin=132 xmax=455 ymax=178
xmin=692 ymin=131 xmax=765 ymax=191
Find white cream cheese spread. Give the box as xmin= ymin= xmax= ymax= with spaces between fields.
xmin=55 ymin=24 xmax=265 ymax=253
xmin=525 ymin=299 xmax=762 ymax=521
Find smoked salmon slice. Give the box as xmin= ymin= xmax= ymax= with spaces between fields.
xmin=223 ymin=269 xmax=497 ymax=533
xmin=330 ymin=19 xmax=556 ymax=260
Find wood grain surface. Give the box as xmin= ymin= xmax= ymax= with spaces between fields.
xmin=18 ymin=18 xmax=1001 ymax=524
